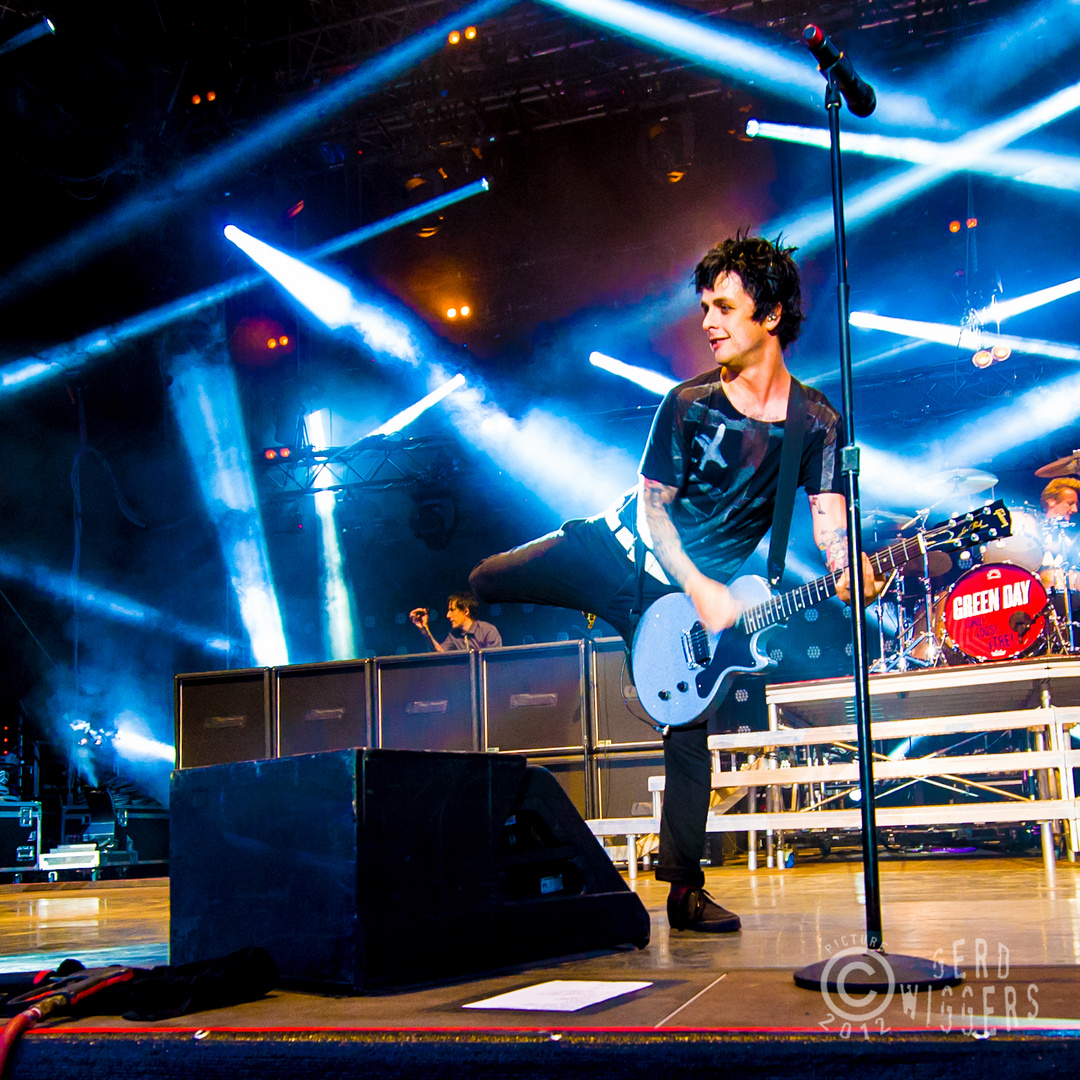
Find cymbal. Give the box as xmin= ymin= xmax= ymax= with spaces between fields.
xmin=1035 ymin=450 xmax=1080 ymax=478
xmin=863 ymin=509 xmax=909 ymax=527
xmin=901 ymin=550 xmax=953 ymax=578
xmin=926 ymin=467 xmax=998 ymax=494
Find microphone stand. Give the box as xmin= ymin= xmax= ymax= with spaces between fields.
xmin=793 ymin=66 xmax=961 ymax=995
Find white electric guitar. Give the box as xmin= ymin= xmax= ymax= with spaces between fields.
xmin=629 ymin=500 xmax=1012 ymax=728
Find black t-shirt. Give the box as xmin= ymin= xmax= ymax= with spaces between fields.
xmin=614 ymin=371 xmax=843 ymax=582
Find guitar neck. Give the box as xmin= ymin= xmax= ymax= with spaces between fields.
xmin=739 ymin=533 xmax=941 ymax=634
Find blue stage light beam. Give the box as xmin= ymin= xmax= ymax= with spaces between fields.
xmin=746 ymin=118 xmax=1080 ymax=193
xmin=0 ymin=0 xmax=510 ymax=303
xmin=436 ymin=369 xmax=639 ymax=519
xmin=913 ymin=0 xmax=1080 ymax=113
xmin=589 ymin=352 xmax=677 ymax=396
xmin=775 ymin=77 xmax=1080 ymax=254
xmin=113 ymin=712 xmax=175 ymax=764
xmin=306 ymin=409 xmax=358 ymax=661
xmin=938 ymin=369 xmax=1080 ymax=468
xmin=537 ymin=0 xmax=938 ymax=130
xmin=228 ymin=230 xmax=640 ymax=518
xmin=849 ymin=312 xmax=1080 ymax=362
xmin=977 ymin=276 xmax=1080 ymax=324
xmin=368 ymin=374 xmax=467 ymax=437
xmin=0 ymin=15 xmax=55 ymax=57
xmin=0 ymin=180 xmax=487 ymax=400
xmin=0 ymin=549 xmax=231 ymax=653
xmin=224 ymin=225 xmax=422 ymax=363
xmin=167 ymin=347 xmax=289 ymax=666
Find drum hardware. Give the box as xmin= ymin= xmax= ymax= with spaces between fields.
xmin=1034 ymin=450 xmax=1080 ymax=479
xmin=873 ymin=498 xmax=1080 ymax=666
xmin=872 ymin=532 xmax=953 ymax=672
xmin=1041 ymin=517 xmax=1078 ymax=653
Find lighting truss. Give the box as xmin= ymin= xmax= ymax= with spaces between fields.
xmin=258 ymin=435 xmax=470 ymax=497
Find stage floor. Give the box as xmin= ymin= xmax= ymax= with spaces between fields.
xmin=3 ymin=851 xmax=1080 ymax=1036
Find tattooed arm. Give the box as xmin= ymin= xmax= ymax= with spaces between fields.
xmin=809 ymin=492 xmax=850 ymax=572
xmin=641 ymin=477 xmax=740 ymax=632
xmin=809 ymin=492 xmax=886 ymax=604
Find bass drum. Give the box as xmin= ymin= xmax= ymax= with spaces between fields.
xmin=940 ymin=563 xmax=1047 ymax=663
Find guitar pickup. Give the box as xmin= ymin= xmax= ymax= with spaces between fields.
xmin=682 ymin=623 xmax=711 ymax=669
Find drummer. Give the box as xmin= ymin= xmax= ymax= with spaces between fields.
xmin=1041 ymin=477 xmax=1080 ymax=523
xmin=1038 ymin=477 xmax=1080 ymax=593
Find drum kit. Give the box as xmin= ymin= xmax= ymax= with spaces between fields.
xmin=871 ymin=452 xmax=1080 ymax=671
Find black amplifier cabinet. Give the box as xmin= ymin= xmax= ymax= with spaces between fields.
xmin=481 ymin=642 xmax=586 ymax=754
xmin=592 ymin=750 xmax=665 ymax=821
xmin=519 ymin=752 xmax=590 ymax=820
xmin=588 ymin=637 xmax=662 ymax=749
xmin=0 ymin=803 xmax=41 ymax=873
xmin=169 ymin=749 xmax=650 ymax=991
xmin=174 ymin=668 xmax=272 ymax=769
xmin=374 ymin=652 xmax=478 ymax=752
xmin=275 ymin=660 xmax=372 ymax=758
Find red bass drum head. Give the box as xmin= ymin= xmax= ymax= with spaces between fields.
xmin=942 ymin=563 xmax=1047 ymax=662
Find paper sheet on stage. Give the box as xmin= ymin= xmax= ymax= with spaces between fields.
xmin=463 ymin=980 xmax=652 ymax=1012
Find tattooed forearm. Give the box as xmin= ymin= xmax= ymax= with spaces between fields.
xmin=819 ymin=527 xmax=849 ymax=573
xmin=808 ymin=492 xmax=851 ymax=573
xmin=641 ymin=478 xmax=702 ymax=589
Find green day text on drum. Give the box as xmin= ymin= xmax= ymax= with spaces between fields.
xmin=984 ymin=505 xmax=1045 ymax=572
xmin=941 ymin=563 xmax=1048 ymax=662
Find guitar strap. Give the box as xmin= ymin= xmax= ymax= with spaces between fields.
xmin=767 ymin=377 xmax=807 ymax=590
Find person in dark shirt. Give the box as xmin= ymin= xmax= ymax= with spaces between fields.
xmin=470 ymin=234 xmax=882 ymax=934
xmin=410 ymin=592 xmax=502 ymax=652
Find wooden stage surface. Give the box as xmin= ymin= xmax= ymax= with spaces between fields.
xmin=2 ymin=852 xmax=1080 ymax=1077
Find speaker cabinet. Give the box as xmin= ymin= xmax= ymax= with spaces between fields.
xmin=174 ymin=669 xmax=272 ymax=769
xmin=169 ymin=748 xmax=650 ymax=991
xmin=375 ymin=652 xmax=477 ymax=751
xmin=519 ymin=752 xmax=590 ymax=820
xmin=592 ymin=750 xmax=665 ymax=820
xmin=275 ymin=660 xmax=372 ymax=758
xmin=589 ymin=637 xmax=662 ymax=749
xmin=481 ymin=642 xmax=586 ymax=753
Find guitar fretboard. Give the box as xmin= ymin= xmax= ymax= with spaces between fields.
xmin=737 ymin=517 xmax=991 ymax=635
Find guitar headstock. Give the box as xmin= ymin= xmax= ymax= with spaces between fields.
xmin=926 ymin=498 xmax=1012 ymax=553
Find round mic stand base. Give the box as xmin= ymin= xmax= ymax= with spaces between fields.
xmin=794 ymin=952 xmax=964 ymax=993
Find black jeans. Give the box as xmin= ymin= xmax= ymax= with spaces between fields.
xmin=470 ymin=518 xmax=713 ymax=889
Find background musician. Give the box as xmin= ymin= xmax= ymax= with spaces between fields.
xmin=410 ymin=592 xmax=502 ymax=652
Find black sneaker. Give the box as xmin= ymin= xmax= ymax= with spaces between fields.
xmin=667 ymin=887 xmax=742 ymax=932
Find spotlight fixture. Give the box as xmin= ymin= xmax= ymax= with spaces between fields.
xmin=949 ymin=220 xmax=961 ymax=233
xmin=448 ymin=29 xmax=461 ymax=44
xmin=191 ymin=94 xmax=202 ymax=105
xmin=971 ymin=344 xmax=1011 ymax=369
xmin=465 ymin=25 xmax=478 ymax=39
xmin=0 ymin=15 xmax=56 ymax=58
xmin=966 ymin=217 xmax=978 ymax=229
xmin=262 ymin=446 xmax=294 ymax=461
xmin=446 ymin=307 xmax=458 ymax=319
xmin=460 ymin=305 xmax=471 ymax=317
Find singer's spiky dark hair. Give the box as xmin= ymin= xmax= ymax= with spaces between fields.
xmin=693 ymin=231 xmax=805 ymax=349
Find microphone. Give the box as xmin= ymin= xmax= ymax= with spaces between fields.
xmin=803 ymin=25 xmax=877 ymax=118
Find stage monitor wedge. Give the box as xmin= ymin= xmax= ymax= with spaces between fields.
xmin=169 ymin=748 xmax=650 ymax=991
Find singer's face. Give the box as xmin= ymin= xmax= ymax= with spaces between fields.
xmin=447 ymin=602 xmax=470 ymax=629
xmin=700 ymin=273 xmax=779 ymax=372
